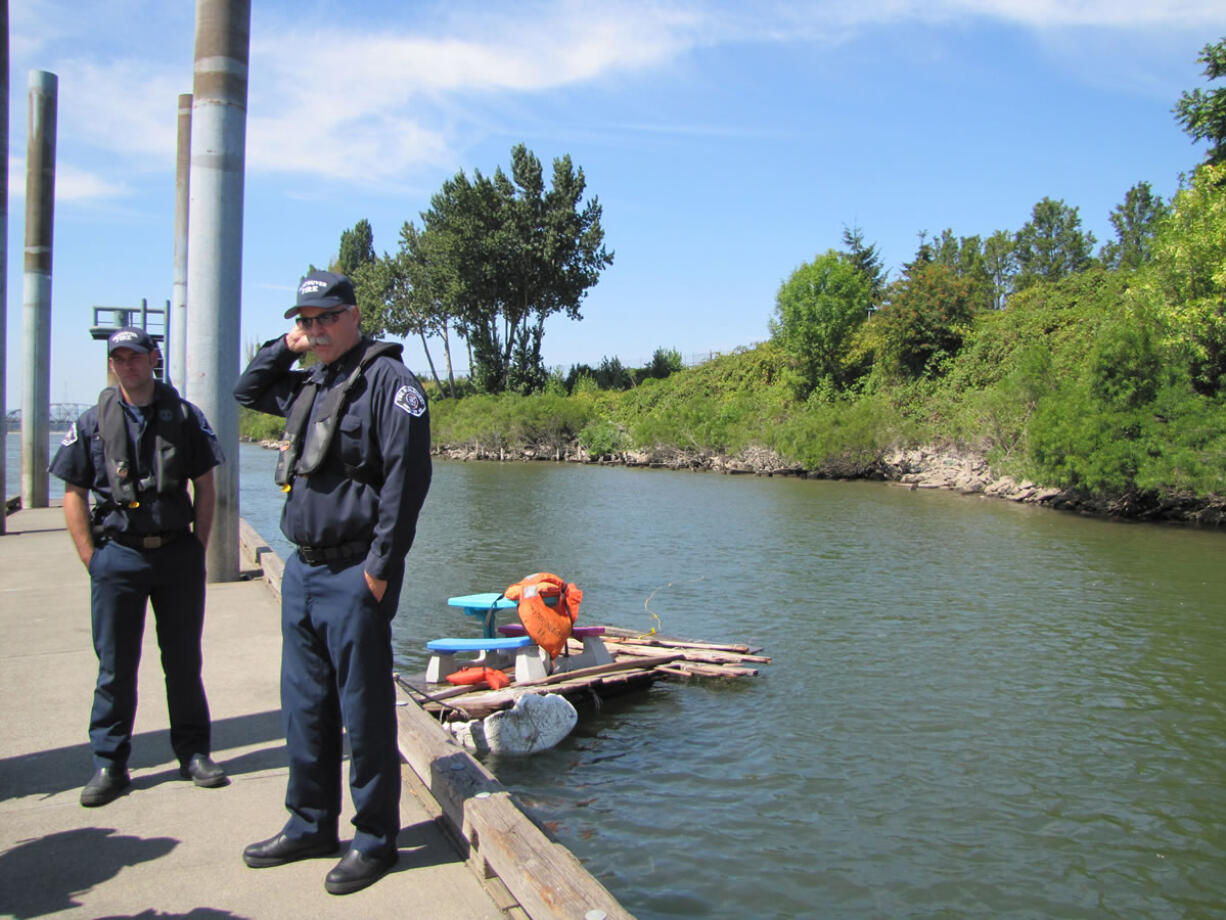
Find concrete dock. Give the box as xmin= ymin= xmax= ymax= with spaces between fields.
xmin=0 ymin=506 xmax=534 ymax=919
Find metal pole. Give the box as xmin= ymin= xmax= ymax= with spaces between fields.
xmin=186 ymin=0 xmax=249 ymax=582
xmin=21 ymin=70 xmax=56 ymax=510
xmin=171 ymin=93 xmax=191 ymax=389
xmin=0 ymin=0 xmax=9 ymax=530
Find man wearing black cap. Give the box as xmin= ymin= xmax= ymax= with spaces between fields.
xmin=50 ymin=327 xmax=227 ymax=807
xmin=234 ymin=270 xmax=431 ymax=895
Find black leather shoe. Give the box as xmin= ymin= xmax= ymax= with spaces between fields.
xmin=243 ymin=832 xmax=340 ymax=868
xmin=179 ymin=754 xmax=229 ymax=788
xmin=324 ymin=848 xmax=398 ymax=895
xmin=80 ymin=766 xmax=131 ymax=807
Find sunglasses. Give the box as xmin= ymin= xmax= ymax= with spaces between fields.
xmin=295 ymin=307 xmax=351 ymax=329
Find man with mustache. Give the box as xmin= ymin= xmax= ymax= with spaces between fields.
xmin=233 ymin=270 xmax=431 ymax=895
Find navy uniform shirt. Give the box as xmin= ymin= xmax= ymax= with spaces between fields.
xmin=233 ymin=335 xmax=432 ymax=579
xmin=49 ymin=389 xmax=224 ymax=537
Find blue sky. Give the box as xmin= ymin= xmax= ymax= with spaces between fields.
xmin=4 ymin=0 xmax=1226 ymax=406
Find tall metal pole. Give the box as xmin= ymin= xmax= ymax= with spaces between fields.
xmin=186 ymin=0 xmax=248 ymax=582
xmin=21 ymin=70 xmax=56 ymax=510
xmin=0 ymin=0 xmax=9 ymax=529
xmin=170 ymin=93 xmax=191 ymax=388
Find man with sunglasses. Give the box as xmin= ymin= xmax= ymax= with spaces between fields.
xmin=233 ymin=270 xmax=431 ymax=895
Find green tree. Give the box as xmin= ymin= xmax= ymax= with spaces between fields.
xmin=394 ymin=221 xmax=463 ymax=397
xmin=1013 ymin=197 xmax=1097 ymax=290
xmin=841 ymin=224 xmax=887 ymax=306
xmin=1099 ymin=181 xmax=1170 ymax=271
xmin=869 ymin=260 xmax=979 ymax=379
xmin=642 ymin=347 xmax=684 ymax=380
xmin=1173 ymin=36 xmax=1226 ymax=167
xmin=1144 ymin=162 xmax=1226 ymax=394
xmin=770 ymin=250 xmax=872 ymax=396
xmin=336 ymin=218 xmax=375 ymax=276
xmin=983 ymin=230 xmax=1017 ymax=310
xmin=422 ymin=145 xmax=613 ymax=393
xmin=927 ymin=229 xmax=994 ymax=311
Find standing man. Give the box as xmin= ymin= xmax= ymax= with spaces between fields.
xmin=50 ymin=327 xmax=227 ymax=807
xmin=233 ymin=271 xmax=431 ymax=896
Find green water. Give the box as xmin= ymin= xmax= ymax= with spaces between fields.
xmin=254 ymin=446 xmax=1226 ymax=917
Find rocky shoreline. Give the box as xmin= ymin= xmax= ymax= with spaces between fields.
xmin=430 ymin=440 xmax=1226 ymax=528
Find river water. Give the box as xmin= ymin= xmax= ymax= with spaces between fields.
xmin=10 ymin=434 xmax=1226 ymax=918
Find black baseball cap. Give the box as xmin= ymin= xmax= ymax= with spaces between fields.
xmin=284 ymin=270 xmax=356 ymax=318
xmin=107 ymin=326 xmax=156 ymax=355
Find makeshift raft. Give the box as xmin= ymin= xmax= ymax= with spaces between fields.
xmin=398 ymin=626 xmax=771 ymax=722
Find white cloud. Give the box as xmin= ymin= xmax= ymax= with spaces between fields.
xmin=7 ymin=158 xmax=129 ymax=203
xmin=241 ymin=3 xmax=701 ymax=182
xmin=51 ymin=58 xmax=189 ymax=162
xmin=11 ymin=0 xmax=1225 ymax=191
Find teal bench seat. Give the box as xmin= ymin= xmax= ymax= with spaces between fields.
xmin=425 ymin=633 xmax=547 ymax=684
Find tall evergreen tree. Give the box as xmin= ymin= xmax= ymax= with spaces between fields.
xmin=1013 ymin=198 xmax=1097 ymax=290
xmin=336 ymin=218 xmax=376 ymax=276
xmin=1173 ymin=36 xmax=1226 ymax=167
xmin=841 ymin=224 xmax=887 ymax=307
xmin=1100 ymin=181 xmax=1170 ymax=271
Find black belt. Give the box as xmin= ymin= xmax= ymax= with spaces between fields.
xmin=297 ymin=541 xmax=369 ymax=565
xmin=108 ymin=530 xmax=190 ymax=550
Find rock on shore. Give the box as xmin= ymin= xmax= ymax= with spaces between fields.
xmin=433 ymin=440 xmax=1226 ymax=527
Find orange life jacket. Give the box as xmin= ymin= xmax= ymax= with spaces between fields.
xmin=504 ymin=572 xmax=583 ymax=659
xmin=445 ymin=666 xmax=511 ymax=689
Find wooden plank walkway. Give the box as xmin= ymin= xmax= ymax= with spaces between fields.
xmin=2 ymin=507 xmax=632 ymax=920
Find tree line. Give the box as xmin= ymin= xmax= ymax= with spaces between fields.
xmin=260 ymin=36 xmax=1226 ymax=509
xmin=771 ymin=35 xmax=1226 ymax=402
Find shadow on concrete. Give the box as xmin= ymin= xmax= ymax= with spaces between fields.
xmin=0 ymin=826 xmax=179 ymax=919
xmin=391 ymin=819 xmax=470 ymax=872
xmin=96 ymin=911 xmax=252 ymax=920
xmin=0 ymin=710 xmax=287 ymax=801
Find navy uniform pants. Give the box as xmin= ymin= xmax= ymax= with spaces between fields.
xmin=88 ymin=534 xmax=211 ymax=768
xmin=279 ymin=552 xmax=405 ymax=856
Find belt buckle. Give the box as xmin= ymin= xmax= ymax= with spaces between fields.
xmin=142 ymin=535 xmax=161 ymax=549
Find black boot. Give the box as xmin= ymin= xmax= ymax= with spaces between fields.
xmin=243 ymin=832 xmax=340 ymax=868
xmin=324 ymin=848 xmax=398 ymax=895
xmin=80 ymin=766 xmax=131 ymax=807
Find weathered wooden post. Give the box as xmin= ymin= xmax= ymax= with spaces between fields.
xmin=21 ymin=70 xmax=56 ymax=510
xmin=186 ymin=0 xmax=249 ymax=582
xmin=170 ymin=93 xmax=191 ymax=389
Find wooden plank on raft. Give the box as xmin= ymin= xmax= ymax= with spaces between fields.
xmin=657 ymin=661 xmax=761 ymax=679
xmin=600 ymin=627 xmax=763 ymax=655
xmin=419 ymin=662 xmax=674 ymax=720
xmin=607 ymin=641 xmax=772 ymax=666
xmin=395 ymin=685 xmax=635 ymax=920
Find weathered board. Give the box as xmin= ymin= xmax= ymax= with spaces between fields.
xmin=404 ymin=628 xmax=770 ymax=722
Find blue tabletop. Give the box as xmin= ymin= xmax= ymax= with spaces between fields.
xmin=448 ymin=593 xmax=516 ymax=637
xmin=447 ymin=592 xmax=517 ymax=612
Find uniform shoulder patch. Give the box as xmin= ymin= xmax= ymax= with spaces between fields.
xmin=61 ymin=422 xmax=79 ymax=447
xmin=394 ymin=383 xmax=426 ymax=417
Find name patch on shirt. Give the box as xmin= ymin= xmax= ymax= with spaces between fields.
xmin=61 ymin=423 xmax=78 ymax=447
xmin=394 ymin=384 xmax=426 ymax=417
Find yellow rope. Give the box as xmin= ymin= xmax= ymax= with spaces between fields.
xmin=639 ymin=576 xmax=706 ymax=639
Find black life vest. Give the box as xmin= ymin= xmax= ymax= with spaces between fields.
xmin=97 ymin=382 xmax=190 ymax=507
xmin=274 ymin=340 xmax=403 ymax=489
